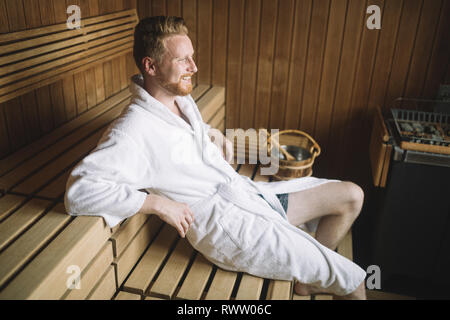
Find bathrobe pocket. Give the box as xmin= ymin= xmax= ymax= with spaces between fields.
xmin=218 ymin=204 xmax=271 ymax=253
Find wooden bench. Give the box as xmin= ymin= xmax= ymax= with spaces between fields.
xmin=0 ymin=9 xmax=138 ymax=104
xmin=0 ymin=84 xmax=226 ymax=299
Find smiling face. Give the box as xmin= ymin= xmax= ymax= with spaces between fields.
xmin=154 ymin=34 xmax=197 ymax=96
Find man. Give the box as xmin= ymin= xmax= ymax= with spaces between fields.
xmin=65 ymin=16 xmax=367 ymax=300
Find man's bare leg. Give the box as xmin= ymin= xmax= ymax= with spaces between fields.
xmin=285 ymin=181 xmax=366 ymax=300
xmin=286 ymin=181 xmax=364 ymax=251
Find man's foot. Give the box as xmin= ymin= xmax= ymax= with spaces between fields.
xmin=294 ymin=281 xmax=331 ymax=296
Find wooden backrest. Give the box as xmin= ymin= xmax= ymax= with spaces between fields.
xmin=0 ymin=9 xmax=138 ymax=104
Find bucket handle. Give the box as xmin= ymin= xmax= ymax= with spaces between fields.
xmin=261 ymin=129 xmax=321 ymax=160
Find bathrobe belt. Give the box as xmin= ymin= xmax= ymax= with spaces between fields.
xmin=216 ymin=176 xmax=288 ymax=221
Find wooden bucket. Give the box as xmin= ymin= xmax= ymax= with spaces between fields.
xmin=265 ymin=129 xmax=321 ymax=181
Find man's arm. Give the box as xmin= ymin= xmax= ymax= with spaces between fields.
xmin=138 ymin=194 xmax=194 ymax=238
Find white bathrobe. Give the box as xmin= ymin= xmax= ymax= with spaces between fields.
xmin=65 ymin=75 xmax=366 ymax=296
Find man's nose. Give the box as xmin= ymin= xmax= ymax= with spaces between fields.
xmin=188 ymin=57 xmax=197 ymax=74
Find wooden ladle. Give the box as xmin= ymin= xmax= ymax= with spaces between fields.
xmin=260 ymin=129 xmax=296 ymax=161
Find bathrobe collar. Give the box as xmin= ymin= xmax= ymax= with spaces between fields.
xmin=130 ymin=75 xmax=200 ymax=135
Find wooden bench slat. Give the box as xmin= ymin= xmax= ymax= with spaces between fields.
xmin=12 ymin=128 xmax=106 ymax=195
xmin=148 ymin=238 xmax=194 ymax=299
xmin=114 ymin=216 xmax=163 ymax=286
xmin=235 ymin=274 xmax=264 ymax=300
xmin=0 ymin=216 xmax=111 ymax=299
xmin=0 ymin=194 xmax=26 ymax=222
xmin=0 ymin=43 xmax=133 ymax=103
xmin=237 ymin=163 xmax=256 ymax=178
xmin=209 ymin=104 xmax=225 ymax=129
xmin=0 ymin=203 xmax=70 ymax=289
xmin=62 ymin=241 xmax=114 ymax=300
xmin=175 ymin=253 xmax=214 ymax=300
xmin=1 ymin=97 xmax=130 ymax=193
xmin=0 ymin=28 xmax=134 ymax=77
xmin=197 ymin=87 xmax=225 ymax=123
xmin=0 ymin=9 xmax=136 ymax=44
xmin=337 ymin=231 xmax=353 ymax=261
xmin=0 ymin=88 xmax=131 ymax=177
xmin=110 ymin=213 xmax=150 ymax=258
xmin=82 ymin=9 xmax=137 ymax=27
xmin=86 ymin=265 xmax=116 ymax=300
xmin=114 ymin=291 xmax=141 ymax=300
xmin=266 ymin=280 xmax=292 ymax=300
xmin=122 ymin=224 xmax=178 ymax=295
xmin=204 ymin=268 xmax=238 ymax=300
xmin=35 ymin=169 xmax=72 ymax=200
xmin=191 ymin=84 xmax=211 ymax=101
xmin=0 ymin=37 xmax=133 ymax=90
xmin=0 ymin=198 xmax=52 ymax=252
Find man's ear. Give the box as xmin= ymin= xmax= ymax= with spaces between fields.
xmin=142 ymin=57 xmax=157 ymax=76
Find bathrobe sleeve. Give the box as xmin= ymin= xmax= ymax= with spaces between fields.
xmin=64 ymin=128 xmax=150 ymax=228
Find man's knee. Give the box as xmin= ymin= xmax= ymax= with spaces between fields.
xmin=340 ymin=181 xmax=364 ymax=217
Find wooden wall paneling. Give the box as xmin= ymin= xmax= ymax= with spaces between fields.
xmin=299 ymin=0 xmax=330 ymax=136
xmin=94 ymin=65 xmax=106 ymax=104
xmin=0 ymin=0 xmax=9 ymax=33
xmin=62 ymin=76 xmax=77 ymax=121
xmin=152 ymin=0 xmax=166 ymax=16
xmin=4 ymin=98 xmax=27 ymax=151
xmin=253 ymin=0 xmax=277 ymax=130
xmin=269 ymin=0 xmax=295 ymax=131
xmin=49 ymin=81 xmax=66 ymax=127
xmin=0 ymin=104 xmax=11 ymax=157
xmin=382 ymin=0 xmax=423 ymax=112
xmin=35 ymin=85 xmax=55 ymax=134
xmin=126 ymin=52 xmax=139 ymax=82
xmin=88 ymin=0 xmax=99 ymax=16
xmin=5 ymin=0 xmax=27 ymax=32
xmin=239 ymin=0 xmax=261 ymax=129
xmin=103 ymin=60 xmax=114 ymax=99
xmin=182 ymin=0 xmax=197 ymax=86
xmin=367 ymin=0 xmax=403 ymax=113
xmin=84 ymin=68 xmax=97 ymax=109
xmin=52 ymin=0 xmax=67 ymax=23
xmin=23 ymin=0 xmax=42 ymax=28
xmin=73 ymin=72 xmax=88 ymax=115
xmin=167 ymin=0 xmax=181 ymax=16
xmin=20 ymin=91 xmax=42 ymax=143
xmin=197 ymin=0 xmax=212 ymax=85
xmin=327 ymin=0 xmax=367 ymax=178
xmin=340 ymin=0 xmax=383 ymax=181
xmin=285 ymin=0 xmax=312 ymax=130
xmin=119 ymin=56 xmax=128 ymax=90
xmin=225 ymin=0 xmax=244 ymax=129
xmin=125 ymin=0 xmax=137 ymax=11
xmin=39 ymin=0 xmax=56 ymax=26
xmin=403 ymin=0 xmax=443 ymax=99
xmin=111 ymin=57 xmax=122 ymax=94
xmin=313 ymin=0 xmax=348 ymax=177
xmin=212 ymin=0 xmax=228 ymax=87
xmin=423 ymin=0 xmax=450 ymax=98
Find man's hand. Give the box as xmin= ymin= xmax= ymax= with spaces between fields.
xmin=139 ymin=194 xmax=194 ymax=238
xmin=208 ymin=128 xmax=234 ymax=163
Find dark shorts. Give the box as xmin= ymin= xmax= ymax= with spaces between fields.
xmin=258 ymin=193 xmax=289 ymax=213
